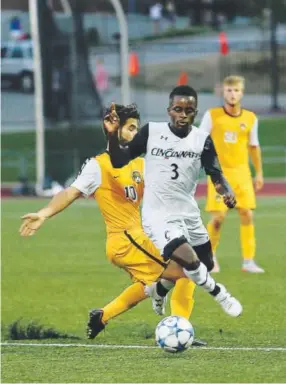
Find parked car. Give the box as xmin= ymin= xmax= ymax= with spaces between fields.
xmin=1 ymin=40 xmax=34 ymax=93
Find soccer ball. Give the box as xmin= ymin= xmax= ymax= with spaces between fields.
xmin=155 ymin=315 xmax=194 ymax=353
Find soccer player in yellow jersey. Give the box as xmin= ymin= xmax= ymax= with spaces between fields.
xmin=19 ymin=104 xmax=205 ymax=343
xmin=199 ymin=76 xmax=264 ymax=273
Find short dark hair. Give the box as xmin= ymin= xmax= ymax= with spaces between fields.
xmin=102 ymin=103 xmax=140 ymax=138
xmin=169 ymin=86 xmax=198 ymax=103
xmin=104 ymin=103 xmax=140 ymax=125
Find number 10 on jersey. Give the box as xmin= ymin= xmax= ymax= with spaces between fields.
xmin=124 ymin=185 xmax=138 ymax=201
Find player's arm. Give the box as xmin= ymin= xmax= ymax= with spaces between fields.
xmin=201 ymin=135 xmax=236 ymax=208
xmin=19 ymin=187 xmax=81 ymax=237
xmin=248 ymin=117 xmax=264 ymax=191
xmin=19 ymin=159 xmax=101 ymax=237
xmin=108 ymin=123 xmax=149 ymax=168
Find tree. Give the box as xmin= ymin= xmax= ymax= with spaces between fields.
xmin=269 ymin=0 xmax=281 ymax=110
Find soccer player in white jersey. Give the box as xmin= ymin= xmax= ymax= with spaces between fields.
xmin=105 ymin=85 xmax=243 ymax=317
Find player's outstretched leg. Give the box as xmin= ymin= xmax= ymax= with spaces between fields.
xmin=165 ymin=240 xmax=242 ymax=317
xmin=183 ymin=260 xmax=242 ymax=317
xmin=87 ymin=282 xmax=147 ymax=339
xmin=87 ymin=309 xmax=106 ymax=339
xmin=188 ymin=266 xmax=242 ymax=316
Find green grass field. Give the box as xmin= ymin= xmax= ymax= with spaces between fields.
xmin=1 ymin=118 xmax=286 ymax=182
xmin=1 ymin=197 xmax=286 ymax=383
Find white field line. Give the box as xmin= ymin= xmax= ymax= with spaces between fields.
xmin=1 ymin=342 xmax=286 ymax=352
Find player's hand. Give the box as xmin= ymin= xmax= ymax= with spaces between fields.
xmin=255 ymin=173 xmax=264 ymax=191
xmin=19 ymin=213 xmax=47 ymax=237
xmin=223 ymin=193 xmax=236 ymax=209
xmin=103 ymin=103 xmax=120 ymax=133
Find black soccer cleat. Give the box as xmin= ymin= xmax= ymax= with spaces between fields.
xmin=192 ymin=338 xmax=208 ymax=347
xmin=87 ymin=309 xmax=105 ymax=339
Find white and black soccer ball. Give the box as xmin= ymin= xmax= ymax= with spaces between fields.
xmin=155 ymin=315 xmax=194 ymax=353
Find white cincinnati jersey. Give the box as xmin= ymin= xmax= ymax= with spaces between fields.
xmin=142 ymin=122 xmax=209 ymax=227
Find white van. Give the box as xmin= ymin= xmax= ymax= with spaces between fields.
xmin=1 ymin=40 xmax=34 ymax=93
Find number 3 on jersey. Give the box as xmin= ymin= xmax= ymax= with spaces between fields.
xmin=124 ymin=185 xmax=138 ymax=201
xmin=171 ymin=163 xmax=179 ymax=180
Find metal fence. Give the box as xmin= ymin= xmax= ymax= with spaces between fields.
xmin=2 ymin=146 xmax=286 ymax=183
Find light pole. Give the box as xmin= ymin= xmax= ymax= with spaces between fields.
xmin=110 ymin=0 xmax=131 ymax=104
xmin=269 ymin=0 xmax=280 ymax=110
xmin=29 ymin=0 xmax=45 ymax=186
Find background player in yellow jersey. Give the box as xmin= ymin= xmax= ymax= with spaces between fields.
xmin=199 ymin=75 xmax=264 ymax=273
xmin=19 ymin=104 xmax=205 ymax=343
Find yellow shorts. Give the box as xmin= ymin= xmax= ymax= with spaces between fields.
xmin=106 ymin=229 xmax=167 ymax=285
xmin=205 ymin=171 xmax=256 ymax=212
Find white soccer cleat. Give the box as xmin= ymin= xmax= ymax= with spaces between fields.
xmin=214 ymin=283 xmax=243 ymax=317
xmin=242 ymin=260 xmax=265 ymax=273
xmin=211 ymin=255 xmax=220 ymax=273
xmin=144 ymin=283 xmax=167 ymax=316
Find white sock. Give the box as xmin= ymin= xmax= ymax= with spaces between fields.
xmin=160 ymin=279 xmax=175 ymax=291
xmin=183 ymin=262 xmax=216 ymax=293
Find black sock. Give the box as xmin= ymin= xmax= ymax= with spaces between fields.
xmin=209 ymin=284 xmax=221 ymax=297
xmin=156 ymin=281 xmax=169 ymax=297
